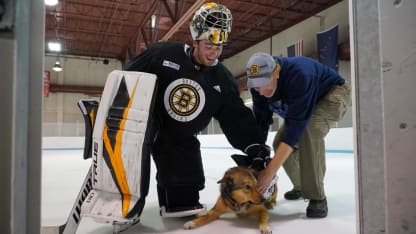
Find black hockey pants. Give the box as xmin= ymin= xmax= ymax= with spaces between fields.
xmin=151 ymin=134 xmax=205 ymax=208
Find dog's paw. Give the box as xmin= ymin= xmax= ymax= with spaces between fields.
xmin=259 ymin=224 xmax=272 ymax=234
xmin=183 ymin=221 xmax=197 ymax=230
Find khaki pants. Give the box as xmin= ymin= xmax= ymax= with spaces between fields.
xmin=272 ymin=82 xmax=351 ymax=200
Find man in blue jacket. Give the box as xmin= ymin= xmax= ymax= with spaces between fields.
xmin=246 ymin=52 xmax=351 ymax=218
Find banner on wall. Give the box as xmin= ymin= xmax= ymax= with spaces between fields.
xmin=317 ymin=25 xmax=339 ymax=71
xmin=44 ymin=71 xmax=50 ymax=97
xmin=287 ymin=39 xmax=303 ymax=57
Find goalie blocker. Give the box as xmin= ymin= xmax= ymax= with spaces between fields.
xmin=43 ymin=70 xmax=157 ymax=234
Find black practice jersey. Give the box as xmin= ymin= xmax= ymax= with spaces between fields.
xmin=124 ymin=41 xmax=263 ymax=151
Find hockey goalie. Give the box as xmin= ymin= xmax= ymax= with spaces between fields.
xmin=52 ymin=70 xmax=157 ymax=234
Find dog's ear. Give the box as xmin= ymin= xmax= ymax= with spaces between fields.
xmin=217 ymin=175 xmax=227 ymax=184
xmin=217 ymin=177 xmax=229 ymax=184
xmin=217 ymin=177 xmax=233 ymax=186
xmin=218 ymin=169 xmax=232 ymax=184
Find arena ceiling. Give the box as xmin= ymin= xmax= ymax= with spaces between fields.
xmin=45 ymin=0 xmax=343 ymax=64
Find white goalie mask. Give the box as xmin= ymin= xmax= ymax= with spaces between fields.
xmin=190 ymin=2 xmax=232 ymax=45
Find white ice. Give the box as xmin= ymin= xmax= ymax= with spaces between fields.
xmin=42 ymin=128 xmax=356 ymax=234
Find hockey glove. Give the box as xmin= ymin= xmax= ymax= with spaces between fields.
xmin=231 ymin=154 xmax=252 ymax=167
xmin=245 ymin=144 xmax=271 ymax=171
xmin=231 ymin=144 xmax=271 ymax=171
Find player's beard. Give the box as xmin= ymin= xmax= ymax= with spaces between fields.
xmin=194 ymin=50 xmax=216 ymax=66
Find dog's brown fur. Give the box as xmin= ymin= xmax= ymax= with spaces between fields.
xmin=183 ymin=167 xmax=277 ymax=234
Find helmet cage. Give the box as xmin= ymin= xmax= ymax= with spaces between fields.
xmin=190 ymin=3 xmax=232 ymax=44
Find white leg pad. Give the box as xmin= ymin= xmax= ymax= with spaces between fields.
xmin=80 ymin=70 xmax=157 ymax=224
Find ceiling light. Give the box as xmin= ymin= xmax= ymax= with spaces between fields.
xmin=45 ymin=0 xmax=58 ymax=6
xmin=52 ymin=60 xmax=62 ymax=72
xmin=48 ymin=41 xmax=62 ymax=52
xmin=151 ymin=15 xmax=156 ymax=28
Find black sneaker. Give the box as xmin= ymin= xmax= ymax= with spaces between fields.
xmin=306 ymin=198 xmax=328 ymax=218
xmin=284 ymin=189 xmax=302 ymax=200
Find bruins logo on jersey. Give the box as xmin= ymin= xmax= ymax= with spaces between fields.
xmin=164 ymin=78 xmax=206 ymax=122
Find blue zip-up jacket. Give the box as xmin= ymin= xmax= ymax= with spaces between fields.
xmin=250 ymin=56 xmax=345 ymax=148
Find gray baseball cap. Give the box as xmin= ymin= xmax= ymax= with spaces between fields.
xmin=246 ymin=52 xmax=276 ymax=88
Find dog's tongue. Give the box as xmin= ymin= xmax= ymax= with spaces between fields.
xmin=263 ymin=175 xmax=278 ymax=200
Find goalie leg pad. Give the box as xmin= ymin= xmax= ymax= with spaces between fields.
xmin=80 ymin=70 xmax=157 ymax=224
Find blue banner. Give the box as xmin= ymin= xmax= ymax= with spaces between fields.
xmin=317 ymin=25 xmax=339 ymax=71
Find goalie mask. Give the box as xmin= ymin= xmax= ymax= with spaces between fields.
xmin=190 ymin=2 xmax=232 ymax=45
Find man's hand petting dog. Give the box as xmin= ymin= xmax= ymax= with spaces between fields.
xmin=183 ymin=167 xmax=277 ymax=234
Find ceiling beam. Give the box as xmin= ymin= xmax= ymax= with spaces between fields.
xmin=161 ymin=0 xmax=176 ymax=23
xmin=120 ymin=1 xmax=160 ymax=61
xmin=160 ymin=0 xmax=205 ymax=41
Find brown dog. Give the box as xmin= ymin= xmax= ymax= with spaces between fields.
xmin=183 ymin=166 xmax=277 ymax=234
